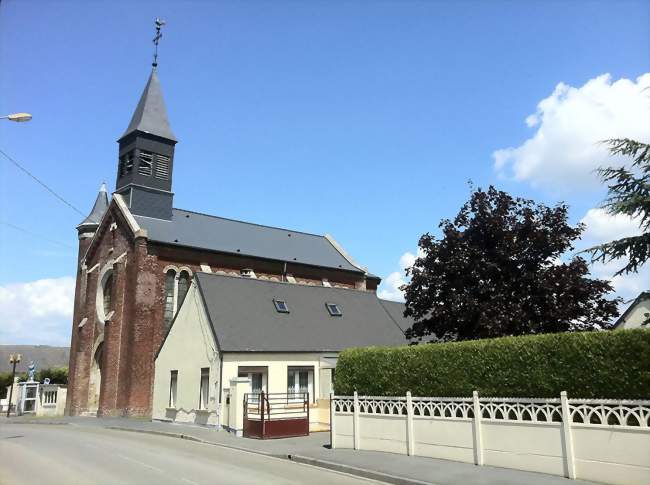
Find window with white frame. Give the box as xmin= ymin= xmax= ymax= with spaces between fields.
xmin=199 ymin=368 xmax=209 ymax=410
xmin=287 ymin=366 xmax=314 ymax=402
xmin=169 ymin=370 xmax=178 ymax=408
xmin=238 ymin=366 xmax=267 ymax=404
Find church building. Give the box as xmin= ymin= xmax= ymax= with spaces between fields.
xmin=66 ymin=64 xmax=409 ymax=418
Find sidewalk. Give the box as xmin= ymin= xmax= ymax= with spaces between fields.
xmin=2 ymin=416 xmax=593 ymax=485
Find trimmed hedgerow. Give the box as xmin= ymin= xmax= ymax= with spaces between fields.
xmin=334 ymin=329 xmax=650 ymax=399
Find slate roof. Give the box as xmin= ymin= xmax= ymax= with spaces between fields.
xmin=134 ymin=209 xmax=363 ymax=273
xmin=77 ymin=183 xmax=109 ymax=230
xmin=0 ymin=345 xmax=70 ymax=374
xmin=120 ymin=70 xmax=177 ymax=142
xmin=194 ymin=272 xmax=408 ymax=352
xmin=379 ymin=298 xmax=415 ymax=330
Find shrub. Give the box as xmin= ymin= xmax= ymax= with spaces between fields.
xmin=334 ymin=329 xmax=650 ymax=399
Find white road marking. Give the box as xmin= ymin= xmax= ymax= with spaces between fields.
xmin=117 ymin=453 xmax=165 ymax=473
xmin=181 ymin=478 xmax=200 ymax=485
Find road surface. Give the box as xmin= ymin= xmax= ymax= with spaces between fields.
xmin=0 ymin=423 xmax=380 ymax=485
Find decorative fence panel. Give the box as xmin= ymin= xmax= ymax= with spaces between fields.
xmin=331 ymin=392 xmax=650 ymax=485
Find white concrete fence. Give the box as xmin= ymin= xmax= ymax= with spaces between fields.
xmin=331 ymin=392 xmax=650 ymax=485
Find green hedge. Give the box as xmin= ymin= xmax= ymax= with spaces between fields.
xmin=334 ymin=329 xmax=650 ymax=399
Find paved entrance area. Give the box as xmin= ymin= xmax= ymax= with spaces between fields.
xmin=2 ymin=416 xmax=596 ymax=485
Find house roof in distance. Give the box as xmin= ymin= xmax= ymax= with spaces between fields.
xmin=134 ymin=208 xmax=364 ymax=273
xmin=0 ymin=345 xmax=70 ymax=374
xmin=195 ymin=272 xmax=408 ymax=352
xmin=614 ymin=290 xmax=650 ymax=328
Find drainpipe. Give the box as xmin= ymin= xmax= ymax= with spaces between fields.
xmin=282 ymin=262 xmax=287 ymax=282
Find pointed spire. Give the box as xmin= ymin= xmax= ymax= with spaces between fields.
xmin=119 ymin=70 xmax=177 ymax=142
xmin=77 ymin=183 xmax=109 ymax=231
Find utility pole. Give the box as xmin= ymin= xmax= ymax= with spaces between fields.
xmin=6 ymin=353 xmax=21 ymax=417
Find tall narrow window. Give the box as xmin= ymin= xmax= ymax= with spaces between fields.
xmin=169 ymin=370 xmax=178 ymax=408
xmin=102 ymin=273 xmax=113 ymax=318
xmin=199 ymin=368 xmax=209 ymax=410
xmin=163 ymin=269 xmax=176 ymax=328
xmin=177 ymin=271 xmax=190 ymax=309
xmin=138 ymin=151 xmax=153 ymax=176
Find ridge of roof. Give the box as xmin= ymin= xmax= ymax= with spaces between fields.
xmin=195 ymin=271 xmax=366 ymax=294
xmin=172 ymin=207 xmax=327 ymax=239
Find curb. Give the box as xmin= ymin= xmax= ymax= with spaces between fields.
xmin=288 ymin=454 xmax=432 ymax=485
xmin=106 ymin=426 xmax=431 ymax=485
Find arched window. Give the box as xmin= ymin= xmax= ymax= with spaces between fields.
xmin=102 ymin=273 xmax=113 ymax=317
xmin=177 ymin=270 xmax=190 ymax=309
xmin=163 ymin=269 xmax=176 ymax=328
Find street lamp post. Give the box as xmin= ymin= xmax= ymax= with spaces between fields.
xmin=6 ymin=353 xmax=21 ymax=417
xmin=0 ymin=113 xmax=32 ymax=122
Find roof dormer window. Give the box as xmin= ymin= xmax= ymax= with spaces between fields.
xmin=326 ymin=303 xmax=342 ymax=316
xmin=273 ymin=299 xmax=289 ymax=313
xmin=240 ymin=268 xmax=256 ymax=278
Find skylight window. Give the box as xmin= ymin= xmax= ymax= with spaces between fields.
xmin=326 ymin=303 xmax=342 ymax=316
xmin=273 ymin=299 xmax=289 ymax=313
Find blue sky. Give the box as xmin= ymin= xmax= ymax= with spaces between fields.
xmin=1 ymin=0 xmax=649 ymax=344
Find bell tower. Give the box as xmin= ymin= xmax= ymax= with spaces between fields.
xmin=115 ymin=19 xmax=176 ymax=220
xmin=115 ymin=69 xmax=177 ymax=220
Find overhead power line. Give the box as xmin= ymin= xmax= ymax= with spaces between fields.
xmin=0 ymin=221 xmax=75 ymax=250
xmin=0 ymin=147 xmax=85 ymax=217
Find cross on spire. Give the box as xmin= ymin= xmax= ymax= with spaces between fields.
xmin=152 ymin=17 xmax=166 ymax=70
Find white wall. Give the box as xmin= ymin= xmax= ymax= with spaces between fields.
xmin=153 ymin=282 xmax=221 ymax=426
xmin=617 ymin=298 xmax=650 ymax=329
xmin=332 ymin=393 xmax=650 ymax=485
xmin=221 ymin=352 xmax=322 ymax=402
xmin=153 ymin=283 xmax=336 ymax=428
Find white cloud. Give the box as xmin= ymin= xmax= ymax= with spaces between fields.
xmin=0 ymin=276 xmax=75 ymax=346
xmin=494 ymin=73 xmax=650 ymax=191
xmin=378 ymin=249 xmax=423 ymax=301
xmin=377 ymin=271 xmax=407 ymax=302
xmin=578 ymin=208 xmax=648 ymax=302
xmin=580 ymin=208 xmax=644 ymax=243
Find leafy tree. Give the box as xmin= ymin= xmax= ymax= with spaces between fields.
xmin=0 ymin=373 xmax=13 ymax=399
xmin=585 ymin=139 xmax=650 ymax=275
xmin=403 ymin=186 xmax=620 ymax=342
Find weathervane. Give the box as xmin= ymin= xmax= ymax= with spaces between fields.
xmin=152 ymin=17 xmax=166 ymax=70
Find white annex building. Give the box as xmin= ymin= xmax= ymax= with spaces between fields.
xmin=153 ymin=272 xmax=410 ymax=430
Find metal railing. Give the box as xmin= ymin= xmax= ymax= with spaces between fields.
xmin=243 ymin=391 xmax=310 ymax=439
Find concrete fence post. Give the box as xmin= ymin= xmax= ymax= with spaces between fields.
xmin=560 ymin=391 xmax=576 ymax=479
xmin=472 ymin=390 xmax=484 ymax=466
xmin=406 ymin=391 xmax=415 ymax=456
xmin=330 ymin=393 xmax=336 ymax=449
xmin=353 ymin=391 xmax=360 ymax=450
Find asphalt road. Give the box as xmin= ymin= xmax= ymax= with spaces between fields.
xmin=0 ymin=424 xmax=380 ymax=485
